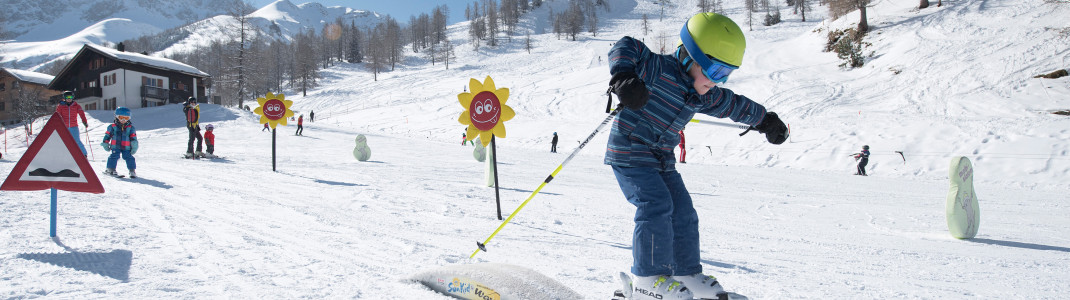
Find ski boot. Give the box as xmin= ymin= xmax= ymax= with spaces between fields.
xmin=621 ymin=272 xmax=693 ymax=300
xmin=103 ymin=168 xmax=117 ymax=176
xmin=195 ymin=151 xmax=206 ymax=158
xmin=184 ymin=152 xmax=195 ymax=159
xmin=673 ymin=273 xmax=729 ymax=300
xmin=128 ymin=169 xmax=137 ymax=179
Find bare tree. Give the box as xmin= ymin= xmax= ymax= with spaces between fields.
xmin=6 ymin=83 xmax=51 ymax=125
xmin=225 ymin=0 xmax=256 ymax=108
xmin=829 ymin=0 xmax=871 ymax=33
xmin=484 ymin=0 xmax=500 ymax=46
xmin=642 ymin=14 xmax=650 ymax=36
xmin=919 ymin=0 xmax=929 ymax=9
xmin=793 ymin=0 xmax=813 ymax=22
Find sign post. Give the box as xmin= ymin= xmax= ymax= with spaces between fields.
xmin=253 ymin=93 xmax=294 ymax=172
xmin=457 ymin=76 xmax=515 ymax=220
xmin=1 ymin=112 xmax=105 ymax=237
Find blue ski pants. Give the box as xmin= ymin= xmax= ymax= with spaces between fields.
xmin=107 ymin=149 xmax=136 ymax=170
xmin=612 ymin=165 xmax=702 ymax=277
xmin=68 ymin=127 xmax=86 ymax=156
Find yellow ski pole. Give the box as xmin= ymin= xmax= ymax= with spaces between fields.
xmin=471 ymin=106 xmax=621 ymax=258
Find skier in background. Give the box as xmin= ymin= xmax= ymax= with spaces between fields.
xmin=204 ymin=124 xmax=216 ymax=158
xmin=605 ymin=12 xmax=788 ymax=300
xmin=101 ymin=107 xmax=138 ymax=178
xmin=310 ymin=110 xmax=315 ymax=122
xmin=55 ymin=91 xmax=89 ymax=157
xmin=462 ymin=132 xmax=468 ymax=145
xmin=551 ymin=132 xmax=559 ymax=153
xmin=183 ymin=97 xmax=204 ymax=158
xmin=262 ymin=123 xmax=270 ymax=132
xmin=295 ymin=114 xmax=304 ymax=136
xmin=853 ymin=145 xmax=870 ymax=176
xmin=678 ymin=130 xmax=686 ymax=163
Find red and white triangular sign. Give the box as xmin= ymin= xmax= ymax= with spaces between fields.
xmin=1 ymin=112 xmax=104 ymax=193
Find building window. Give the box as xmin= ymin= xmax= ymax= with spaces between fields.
xmin=142 ymin=76 xmax=163 ymax=88
xmin=103 ymin=98 xmax=116 ymax=111
xmin=0 ymin=83 xmax=5 ymax=91
xmin=0 ymin=102 xmax=6 ymax=111
xmin=85 ymin=103 xmax=97 ymax=110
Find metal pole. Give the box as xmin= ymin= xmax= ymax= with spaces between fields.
xmin=272 ymin=128 xmax=277 ymax=172
xmin=472 ymin=107 xmax=621 ymax=258
xmin=491 ymin=136 xmax=502 ymax=220
xmin=50 ymin=188 xmax=57 ymax=237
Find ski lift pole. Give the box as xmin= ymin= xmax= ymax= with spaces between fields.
xmin=85 ymin=126 xmax=94 ymax=160
xmin=471 ymin=105 xmax=622 ymax=258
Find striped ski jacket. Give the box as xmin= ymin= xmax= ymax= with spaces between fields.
xmin=103 ymin=121 xmax=138 ymax=151
xmin=605 ymin=36 xmax=767 ymax=170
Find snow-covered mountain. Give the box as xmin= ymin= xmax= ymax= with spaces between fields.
xmin=0 ymin=0 xmax=384 ymax=70
xmin=0 ymin=0 xmax=242 ymax=42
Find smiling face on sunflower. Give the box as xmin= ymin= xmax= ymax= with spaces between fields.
xmin=458 ymin=76 xmax=515 ymax=147
xmin=254 ymin=92 xmax=294 ymax=129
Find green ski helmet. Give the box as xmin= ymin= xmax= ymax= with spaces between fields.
xmin=678 ymin=13 xmax=746 ymax=83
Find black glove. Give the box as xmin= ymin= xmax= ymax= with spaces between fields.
xmin=754 ymin=112 xmax=788 ymax=145
xmin=609 ymin=72 xmax=650 ymax=110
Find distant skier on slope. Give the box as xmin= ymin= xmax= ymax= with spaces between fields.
xmin=853 ymin=145 xmax=870 ymax=176
xmin=101 ymin=107 xmax=138 ymax=178
xmin=605 ymin=12 xmax=788 ymax=300
xmin=551 ymin=132 xmax=559 ymax=153
xmin=295 ymin=114 xmax=304 ymax=136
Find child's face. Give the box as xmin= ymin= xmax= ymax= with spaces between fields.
xmin=688 ymin=64 xmax=717 ymax=95
xmin=117 ymin=116 xmax=130 ymax=124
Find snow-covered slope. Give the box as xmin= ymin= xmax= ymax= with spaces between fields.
xmin=1 ymin=0 xmax=1068 ymax=299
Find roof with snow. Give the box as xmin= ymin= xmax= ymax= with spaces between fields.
xmin=1 ymin=68 xmax=55 ymax=86
xmin=82 ymin=43 xmax=209 ymax=77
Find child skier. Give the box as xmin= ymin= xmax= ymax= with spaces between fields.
xmin=101 ymin=107 xmax=138 ymax=178
xmin=606 ymin=13 xmax=788 ymax=300
xmin=854 ymin=145 xmax=870 ymax=176
xmin=295 ymin=114 xmax=304 ymax=136
xmin=204 ymin=124 xmax=216 ymax=158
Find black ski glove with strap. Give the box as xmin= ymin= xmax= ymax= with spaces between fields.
xmin=754 ymin=112 xmax=788 ymax=145
xmin=609 ymin=72 xmax=650 ymax=110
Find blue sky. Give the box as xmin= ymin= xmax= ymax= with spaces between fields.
xmin=248 ymin=0 xmax=464 ymax=24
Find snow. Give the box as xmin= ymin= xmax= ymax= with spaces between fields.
xmin=82 ymin=43 xmax=209 ymax=77
xmin=2 ymin=68 xmax=55 ymax=86
xmin=2 ymin=0 xmax=1069 ymax=299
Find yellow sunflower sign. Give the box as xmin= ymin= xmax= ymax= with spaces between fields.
xmin=458 ymin=76 xmax=515 ymax=147
xmin=254 ymin=92 xmax=294 ymax=129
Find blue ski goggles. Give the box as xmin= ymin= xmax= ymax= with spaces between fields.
xmin=680 ymin=25 xmax=738 ymax=83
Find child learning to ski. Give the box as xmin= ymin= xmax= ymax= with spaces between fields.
xmin=204 ymin=124 xmax=216 ymax=158
xmin=606 ymin=13 xmax=789 ymax=300
xmin=101 ymin=107 xmax=138 ymax=178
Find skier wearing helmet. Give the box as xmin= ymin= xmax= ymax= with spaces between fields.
xmin=183 ymin=97 xmax=204 ymax=158
xmin=606 ymin=12 xmax=788 ymax=300
xmin=100 ymin=107 xmax=138 ymax=178
xmin=204 ymin=124 xmax=217 ymax=158
xmin=854 ymin=145 xmax=871 ymax=176
xmin=55 ymin=91 xmax=89 ymax=156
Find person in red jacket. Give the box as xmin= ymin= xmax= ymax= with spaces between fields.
xmin=204 ymin=124 xmax=217 ymax=158
xmin=295 ymin=114 xmax=304 ymax=136
xmin=678 ymin=129 xmax=687 ymax=163
xmin=55 ymin=91 xmax=88 ymax=156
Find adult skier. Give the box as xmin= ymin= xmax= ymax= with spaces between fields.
xmin=55 ymin=91 xmax=89 ymax=156
xmin=101 ymin=107 xmax=138 ymax=178
xmin=183 ymin=97 xmax=204 ymax=158
xmin=853 ymin=145 xmax=870 ymax=176
xmin=551 ymin=132 xmax=559 ymax=153
xmin=295 ymin=114 xmax=304 ymax=136
xmin=606 ymin=12 xmax=788 ymax=300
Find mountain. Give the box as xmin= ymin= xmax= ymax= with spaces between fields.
xmin=0 ymin=0 xmax=384 ymax=70
xmin=0 ymin=0 xmax=244 ymax=42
